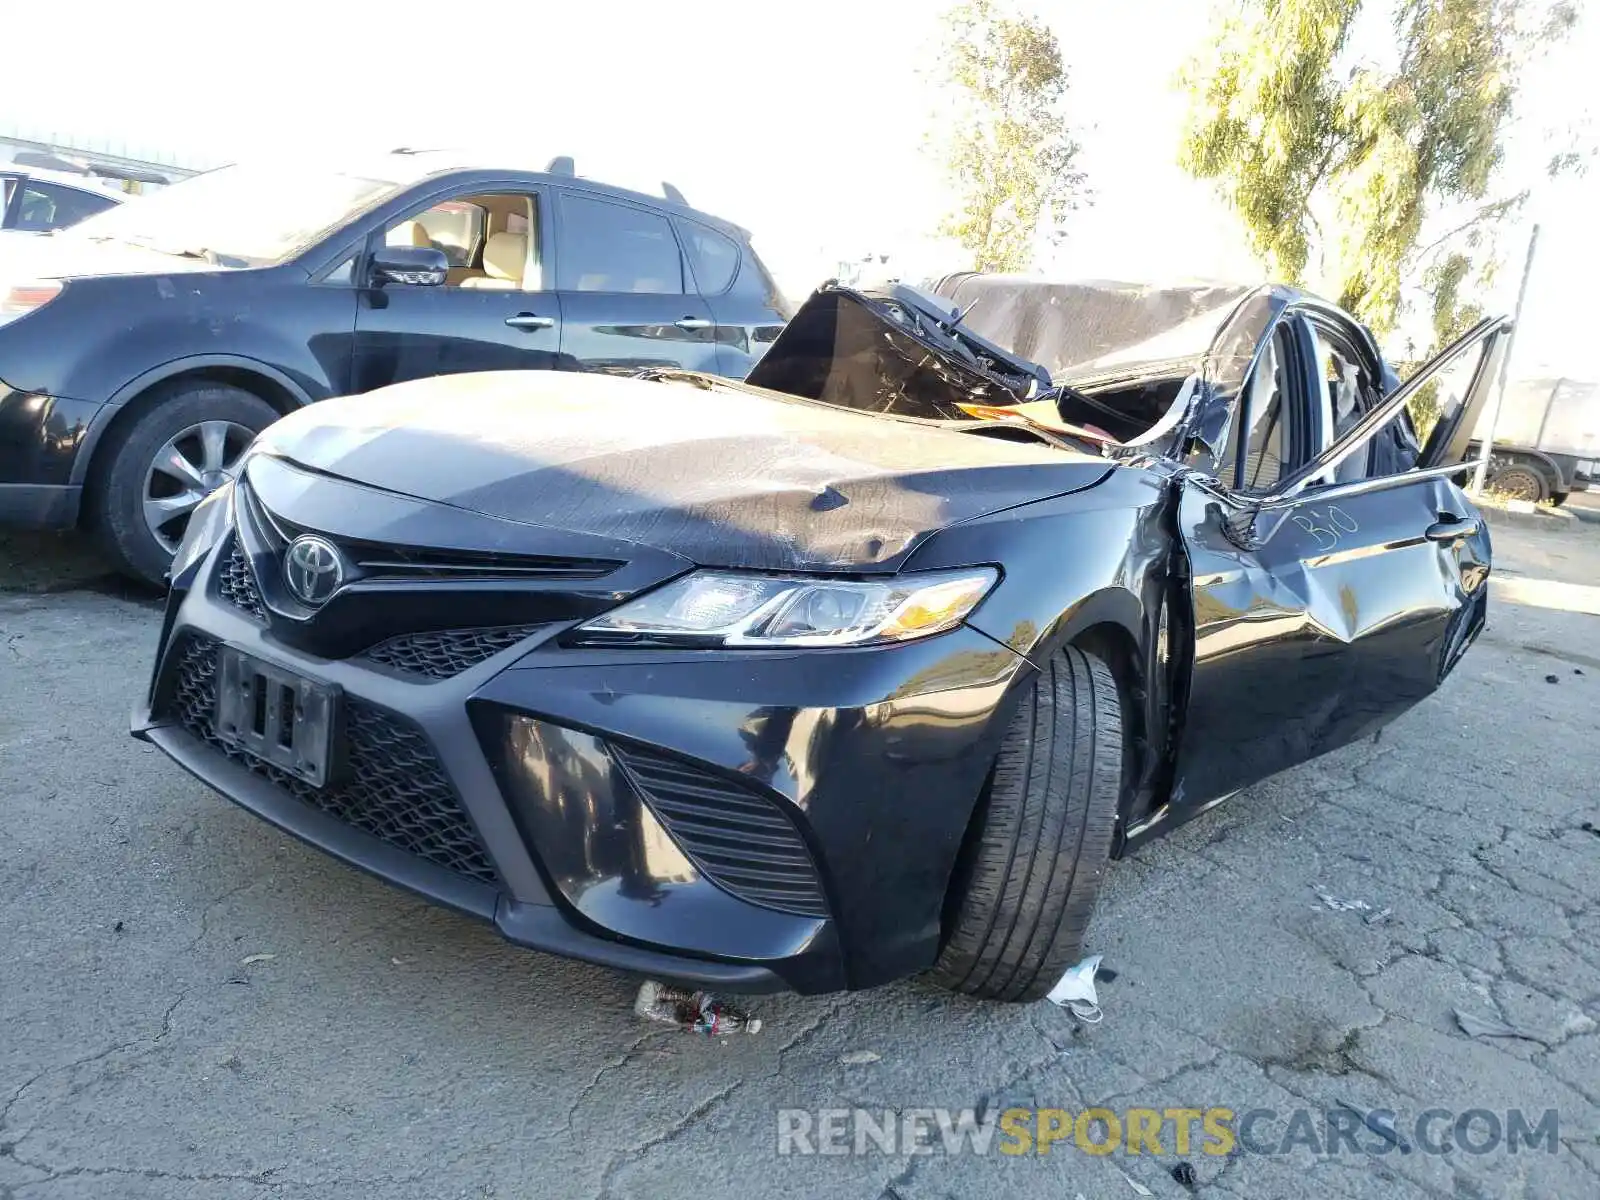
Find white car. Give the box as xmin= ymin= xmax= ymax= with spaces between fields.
xmin=1 ymin=166 xmax=123 ymax=237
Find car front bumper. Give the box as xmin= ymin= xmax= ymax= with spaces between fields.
xmin=134 ymin=543 xmax=1034 ymax=993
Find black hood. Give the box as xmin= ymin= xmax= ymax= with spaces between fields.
xmin=252 ymin=369 xmax=1112 ymax=573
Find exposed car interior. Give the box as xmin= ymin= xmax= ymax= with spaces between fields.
xmin=385 ymin=194 xmax=538 ymax=289
xmin=1056 ymin=370 xmax=1190 ymax=444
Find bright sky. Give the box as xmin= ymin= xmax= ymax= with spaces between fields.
xmin=7 ymin=0 xmax=1596 ymax=377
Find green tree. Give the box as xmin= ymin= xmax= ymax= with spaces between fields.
xmin=1179 ymin=0 xmax=1579 ymax=338
xmin=930 ymin=0 xmax=1087 ymax=273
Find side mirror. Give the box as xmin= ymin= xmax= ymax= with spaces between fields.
xmin=371 ymin=246 xmax=448 ymax=287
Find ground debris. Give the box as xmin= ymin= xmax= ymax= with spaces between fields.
xmin=1452 ymin=1007 xmax=1550 ymax=1047
xmin=1316 ymin=890 xmax=1372 ymax=913
xmin=1171 ymin=1160 xmax=1198 ymax=1189
xmin=1545 ymin=673 xmax=1560 ymax=684
xmin=838 ymin=1050 xmax=881 ymax=1065
xmin=634 ymin=980 xmax=761 ymax=1034
xmin=1045 ymin=954 xmax=1104 ymax=1023
xmin=240 ymin=953 xmax=275 ymax=965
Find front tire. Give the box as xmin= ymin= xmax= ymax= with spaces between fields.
xmin=94 ymin=383 xmax=279 ymax=585
xmin=931 ymin=647 xmax=1123 ymax=1002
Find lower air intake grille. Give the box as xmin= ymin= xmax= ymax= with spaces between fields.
xmin=610 ymin=743 xmax=828 ymax=918
xmin=215 ymin=543 xmax=266 ymax=620
xmin=163 ymin=633 xmax=499 ymax=887
xmin=364 ymin=626 xmax=547 ymax=680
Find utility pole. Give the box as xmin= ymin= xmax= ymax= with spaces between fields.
xmin=1471 ymin=223 xmax=1540 ymax=495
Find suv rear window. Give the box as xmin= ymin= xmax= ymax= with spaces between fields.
xmin=680 ymin=222 xmax=740 ymax=294
xmin=557 ymin=195 xmax=682 ymax=294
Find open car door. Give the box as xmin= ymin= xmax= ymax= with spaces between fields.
xmin=1163 ymin=315 xmax=1512 ymax=818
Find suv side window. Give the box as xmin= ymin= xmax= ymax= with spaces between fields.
xmin=679 ymin=221 xmax=740 ymax=294
xmin=382 ymin=193 xmax=542 ymax=290
xmin=14 ymin=181 xmax=117 ymax=232
xmin=391 ymin=199 xmax=486 ymax=268
xmin=557 ymin=195 xmax=683 ymax=294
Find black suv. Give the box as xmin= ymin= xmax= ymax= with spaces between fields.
xmin=0 ymin=151 xmax=790 ymax=582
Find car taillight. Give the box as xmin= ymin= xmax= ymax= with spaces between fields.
xmin=0 ymin=281 xmax=63 ymax=326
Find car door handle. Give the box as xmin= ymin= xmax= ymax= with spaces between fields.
xmin=674 ymin=317 xmax=713 ymax=331
xmin=505 ymin=313 xmax=554 ymax=331
xmin=1425 ymin=515 xmax=1480 ymax=542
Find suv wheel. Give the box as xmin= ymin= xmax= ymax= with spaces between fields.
xmin=95 ymin=383 xmax=280 ymax=585
xmin=931 ymin=647 xmax=1123 ymax=1002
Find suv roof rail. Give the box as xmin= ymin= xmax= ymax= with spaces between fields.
xmin=542 ymin=154 xmax=688 ymax=205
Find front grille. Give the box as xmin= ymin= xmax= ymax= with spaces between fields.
xmin=610 ymin=743 xmax=828 ymax=918
xmin=364 ymin=626 xmax=547 ymax=680
xmin=163 ymin=633 xmax=499 ymax=887
xmin=215 ymin=543 xmax=266 ymax=620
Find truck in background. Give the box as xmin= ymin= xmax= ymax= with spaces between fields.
xmin=1468 ymin=376 xmax=1599 ymax=504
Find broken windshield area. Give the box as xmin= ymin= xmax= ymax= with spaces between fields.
xmin=925 ymin=275 xmax=1259 ymax=448
xmin=746 ymin=280 xmax=1270 ymax=458
xmin=744 ymin=285 xmax=1049 ymax=423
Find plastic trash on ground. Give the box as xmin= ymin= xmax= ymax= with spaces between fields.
xmin=633 ymin=980 xmax=762 ymax=1034
xmin=1045 ymin=953 xmax=1104 ymax=1022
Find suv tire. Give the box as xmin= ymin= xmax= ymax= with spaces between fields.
xmin=95 ymin=383 xmax=280 ymax=585
xmin=931 ymin=647 xmax=1122 ymax=1002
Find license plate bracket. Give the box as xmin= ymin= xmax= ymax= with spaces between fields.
xmin=215 ymin=646 xmax=340 ymax=786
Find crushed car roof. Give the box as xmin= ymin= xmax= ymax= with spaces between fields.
xmin=925 ymin=273 xmax=1258 ymax=384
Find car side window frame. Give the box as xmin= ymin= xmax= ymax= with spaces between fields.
xmin=1217 ymin=315 xmax=1319 ymax=495
xmin=13 ymin=179 xmax=115 ymax=232
xmin=351 ymin=180 xmax=552 ymax=292
xmin=1195 ymin=316 xmax=1512 ymax=547
xmin=676 ymin=218 xmax=741 ymax=297
xmin=1 ymin=174 xmax=22 ymax=227
xmin=1300 ymin=308 xmax=1388 ymax=480
xmin=552 ymin=188 xmax=690 ymax=296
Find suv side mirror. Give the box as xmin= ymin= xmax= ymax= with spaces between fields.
xmin=371 ymin=246 xmax=448 ymax=287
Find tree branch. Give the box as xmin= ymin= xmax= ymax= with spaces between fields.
xmin=1412 ymin=194 xmax=1526 ymax=262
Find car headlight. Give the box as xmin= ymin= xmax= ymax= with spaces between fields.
xmin=168 ymin=483 xmax=234 ymax=585
xmin=571 ymin=567 xmax=999 ymax=648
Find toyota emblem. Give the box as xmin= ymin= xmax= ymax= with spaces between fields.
xmin=283 ymin=535 xmax=345 ymax=607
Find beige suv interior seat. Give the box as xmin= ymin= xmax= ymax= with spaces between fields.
xmin=459 ymin=231 xmax=526 ymax=290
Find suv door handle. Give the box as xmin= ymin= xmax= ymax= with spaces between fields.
xmin=505 ymin=313 xmax=554 ymax=331
xmin=1425 ymin=514 xmax=1480 ymax=542
xmin=674 ymin=317 xmax=713 ymax=331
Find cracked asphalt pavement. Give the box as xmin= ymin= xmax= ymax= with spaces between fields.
xmin=2 ymin=515 xmax=1597 ymax=1200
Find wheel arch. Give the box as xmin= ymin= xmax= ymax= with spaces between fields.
xmin=71 ymin=356 xmax=312 ymax=493
xmin=1492 ymin=448 xmax=1564 ymax=495
xmin=999 ymin=586 xmax=1159 ymax=853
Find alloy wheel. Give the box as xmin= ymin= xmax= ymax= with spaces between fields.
xmin=142 ymin=420 xmax=255 ymax=553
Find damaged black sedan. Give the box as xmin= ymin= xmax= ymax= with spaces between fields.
xmin=134 ymin=277 xmax=1507 ymax=1001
